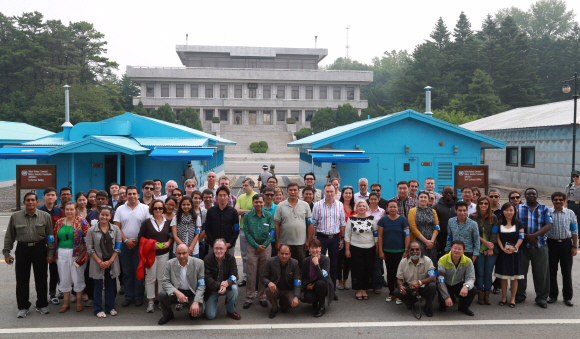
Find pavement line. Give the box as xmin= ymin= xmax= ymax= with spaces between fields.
xmin=2 ymin=319 xmax=580 ymax=333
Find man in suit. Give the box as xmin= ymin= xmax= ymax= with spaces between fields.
xmin=261 ymin=244 xmax=301 ymax=318
xmin=158 ymin=244 xmax=205 ymax=325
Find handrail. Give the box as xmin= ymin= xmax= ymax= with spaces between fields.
xmin=127 ymin=66 xmax=372 ymax=74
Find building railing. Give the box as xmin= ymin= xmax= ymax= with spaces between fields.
xmin=127 ymin=66 xmax=372 ymax=74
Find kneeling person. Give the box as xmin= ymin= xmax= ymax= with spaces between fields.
xmin=437 ymin=240 xmax=477 ymax=316
xmin=158 ymin=244 xmax=205 ymax=325
xmin=204 ymin=238 xmax=241 ymax=320
xmin=393 ymin=241 xmax=437 ymax=317
xmin=301 ymin=238 xmax=335 ymax=318
xmin=261 ymin=244 xmax=301 ymax=318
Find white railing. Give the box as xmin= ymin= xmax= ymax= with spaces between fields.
xmin=127 ymin=66 xmax=372 ymax=74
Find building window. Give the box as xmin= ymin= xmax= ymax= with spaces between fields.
xmin=220 ymin=85 xmax=228 ymax=98
xmin=263 ymin=85 xmax=271 ymax=99
xmin=232 ymin=59 xmax=245 ymax=68
xmin=146 ymin=83 xmax=154 ymax=97
xmin=506 ymin=147 xmax=518 ymax=166
xmin=275 ymin=58 xmax=288 ymax=69
xmin=176 ymin=84 xmax=184 ymax=98
xmin=305 ymin=110 xmax=314 ymax=121
xmin=204 ymin=110 xmax=214 ymax=121
xmin=277 ymin=86 xmax=285 ymax=99
xmin=347 ymin=86 xmax=354 ymax=100
xmin=305 ymin=86 xmax=313 ymax=99
xmin=191 ymin=84 xmax=198 ymax=98
xmin=263 ymin=110 xmax=271 ymax=124
xmin=403 ymin=163 xmax=410 ymax=172
xmin=234 ymin=85 xmax=242 ymax=98
xmin=480 ymin=149 xmax=485 ymax=165
xmin=521 ymin=146 xmax=535 ymax=168
xmin=205 ymin=85 xmax=213 ymax=98
xmin=277 ymin=110 xmax=286 ymax=121
xmin=333 ymin=86 xmax=341 ymax=100
xmin=217 ymin=57 xmax=230 ymax=68
xmin=319 ymin=86 xmax=327 ymax=99
xmin=291 ymin=110 xmax=300 ymax=121
xmin=292 ymin=86 xmax=299 ymax=99
xmin=201 ymin=57 xmax=216 ymax=67
xmin=304 ymin=59 xmax=316 ymax=69
xmin=220 ymin=110 xmax=228 ymax=121
xmin=249 ymin=88 xmax=257 ymax=98
xmin=248 ymin=60 xmax=258 ymax=68
xmin=260 ymin=59 xmax=274 ymax=69
xmin=161 ymin=83 xmax=169 ymax=97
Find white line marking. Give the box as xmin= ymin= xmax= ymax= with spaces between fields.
xmin=2 ymin=319 xmax=580 ymax=333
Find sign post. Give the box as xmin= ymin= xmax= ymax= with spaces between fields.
xmin=454 ymin=165 xmax=489 ymax=195
xmin=16 ymin=164 xmax=57 ymax=211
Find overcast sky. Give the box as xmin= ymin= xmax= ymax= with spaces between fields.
xmin=4 ymin=0 xmax=579 ymax=75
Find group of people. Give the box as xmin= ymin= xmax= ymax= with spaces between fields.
xmin=3 ymin=169 xmax=577 ymax=323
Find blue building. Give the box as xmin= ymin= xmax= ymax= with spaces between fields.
xmin=0 ymin=113 xmax=235 ymax=195
xmin=288 ymin=110 xmax=506 ymax=198
xmin=0 ymin=122 xmax=53 ymax=187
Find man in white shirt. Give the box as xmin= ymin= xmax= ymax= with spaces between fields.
xmin=354 ymin=178 xmax=369 ymax=203
xmin=114 ymin=185 xmax=151 ymax=307
xmin=153 ymin=179 xmax=164 ymax=200
xmin=159 ymin=180 xmax=178 ymax=202
xmin=424 ymin=177 xmax=442 ymax=202
xmin=199 ymin=172 xmax=218 ymax=197
xmin=460 ymin=185 xmax=477 ymax=215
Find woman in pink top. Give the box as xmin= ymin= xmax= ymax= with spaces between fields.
xmin=337 ymin=186 xmax=356 ymax=290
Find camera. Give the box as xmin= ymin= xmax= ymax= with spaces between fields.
xmin=410 ymin=289 xmax=420 ymax=299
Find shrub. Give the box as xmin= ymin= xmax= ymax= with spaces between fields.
xmin=286 ymin=117 xmax=297 ymax=124
xmin=211 ymin=117 xmax=220 ymax=123
xmin=250 ymin=141 xmax=269 ymax=153
xmin=294 ymin=128 xmax=313 ymax=140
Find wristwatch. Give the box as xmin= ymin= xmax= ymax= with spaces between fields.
xmin=464 ymin=284 xmax=470 ymax=289
xmin=418 ymin=280 xmax=423 ymax=286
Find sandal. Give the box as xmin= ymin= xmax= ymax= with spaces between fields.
xmin=499 ymin=300 xmax=507 ymax=306
xmin=362 ymin=295 xmax=369 ymax=300
xmin=96 ymin=311 xmax=106 ymax=318
xmin=509 ymin=303 xmax=516 ymax=308
xmin=337 ymin=285 xmax=344 ymax=290
xmin=355 ymin=294 xmax=363 ymax=300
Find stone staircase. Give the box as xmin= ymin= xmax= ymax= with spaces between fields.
xmin=218 ymin=124 xmax=299 ymax=161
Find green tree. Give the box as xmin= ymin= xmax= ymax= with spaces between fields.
xmin=132 ymin=100 xmax=147 ymax=116
xmin=310 ymin=107 xmax=336 ymax=134
xmin=497 ymin=0 xmax=576 ymax=39
xmin=150 ymin=103 xmax=175 ymax=123
xmin=430 ymin=17 xmax=451 ymax=51
xmin=432 ymin=109 xmax=478 ymax=125
xmin=117 ymin=74 xmax=140 ymax=112
xmin=294 ymin=128 xmax=313 ymax=139
xmin=453 ymin=11 xmax=473 ymax=44
xmin=336 ymin=103 xmax=359 ymax=126
xmin=446 ymin=69 xmax=507 ymax=116
xmin=179 ymin=107 xmax=202 ymax=131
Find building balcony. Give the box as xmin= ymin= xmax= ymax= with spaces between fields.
xmin=126 ymin=66 xmax=373 ymax=84
xmin=133 ymin=96 xmax=368 ymax=110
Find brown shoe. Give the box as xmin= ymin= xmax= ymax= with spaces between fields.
xmin=76 ymin=303 xmax=84 ymax=312
xmin=477 ymin=290 xmax=484 ymax=305
xmin=227 ymin=311 xmax=241 ymax=320
xmin=484 ymin=291 xmax=491 ymax=305
xmin=59 ymin=304 xmax=70 ymax=313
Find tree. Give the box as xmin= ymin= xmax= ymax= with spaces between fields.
xmin=150 ymin=103 xmax=174 ymax=123
xmin=179 ymin=107 xmax=202 ymax=131
xmin=117 ymin=74 xmax=140 ymax=112
xmin=336 ymin=103 xmax=359 ymax=126
xmin=132 ymin=100 xmax=146 ymax=116
xmin=310 ymin=107 xmax=336 ymax=134
xmin=446 ymin=69 xmax=507 ymax=116
xmin=432 ymin=109 xmax=478 ymax=125
xmin=453 ymin=11 xmax=473 ymax=44
xmin=430 ymin=17 xmax=451 ymax=51
xmin=497 ymin=0 xmax=576 ymax=39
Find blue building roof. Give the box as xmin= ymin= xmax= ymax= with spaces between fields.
xmin=0 ymin=121 xmax=54 ymax=144
xmin=288 ymin=110 xmax=506 ymax=150
xmin=134 ymin=137 xmax=209 ymax=147
xmin=48 ymin=136 xmax=149 ymax=155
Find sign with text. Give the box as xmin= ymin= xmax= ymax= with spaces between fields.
xmin=16 ymin=165 xmax=57 ymax=210
xmin=454 ymin=165 xmax=488 ymax=194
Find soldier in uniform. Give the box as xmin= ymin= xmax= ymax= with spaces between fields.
xmin=3 ymin=192 xmax=56 ymax=318
xmin=565 ymin=170 xmax=580 ymax=217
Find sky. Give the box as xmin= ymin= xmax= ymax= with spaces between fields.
xmin=4 ymin=0 xmax=580 ymax=76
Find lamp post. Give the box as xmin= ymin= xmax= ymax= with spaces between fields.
xmin=563 ymin=72 xmax=579 ymax=182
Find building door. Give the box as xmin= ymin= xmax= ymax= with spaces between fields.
xmin=263 ymin=111 xmax=271 ymax=125
xmin=104 ymin=154 xmax=125 ymax=190
xmin=395 ymin=156 xmax=419 ymax=185
xmin=249 ymin=111 xmax=257 ymax=125
xmin=234 ymin=111 xmax=242 ymax=125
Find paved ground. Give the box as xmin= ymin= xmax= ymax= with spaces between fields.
xmin=225 ymin=161 xmax=299 ymax=175
xmin=1 ymin=214 xmax=580 ymax=337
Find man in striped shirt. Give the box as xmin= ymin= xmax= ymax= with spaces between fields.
xmin=547 ymin=192 xmax=578 ymax=307
xmin=312 ymin=183 xmax=346 ymax=298
xmin=515 ymin=188 xmax=553 ymax=308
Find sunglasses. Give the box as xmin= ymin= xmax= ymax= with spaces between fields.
xmin=479 ymin=202 xmax=489 ymax=206
xmin=443 ymin=191 xmax=454 ymax=195
xmin=510 ymin=196 xmax=521 ymax=200
xmin=153 ymin=206 xmax=164 ymax=210
xmin=409 ymin=248 xmax=420 ymax=252
xmin=264 ymin=194 xmax=275 ymax=197
xmin=553 ymin=199 xmax=564 ymax=202
xmin=143 ymin=187 xmax=154 ymax=190
xmin=173 ymin=194 xmax=182 ymax=197
xmin=574 ymin=175 xmax=579 ymax=178
xmin=489 ymin=195 xmax=499 ymax=198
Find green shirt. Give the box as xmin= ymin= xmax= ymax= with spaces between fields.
xmin=3 ymin=209 xmax=55 ymax=259
xmin=236 ymin=192 xmax=256 ymax=230
xmin=243 ymin=209 xmax=275 ymax=249
xmin=58 ymin=225 xmax=74 ymax=249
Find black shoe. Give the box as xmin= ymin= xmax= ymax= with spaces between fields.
xmin=154 ymin=300 xmax=159 ymax=305
xmin=382 ymin=278 xmax=388 ymax=287
xmin=547 ymin=297 xmax=557 ymax=304
xmin=243 ymin=302 xmax=252 ymax=309
xmin=238 ymin=280 xmax=247 ymax=287
xmin=333 ymin=295 xmax=338 ymax=301
xmin=158 ymin=313 xmax=174 ymax=325
xmin=492 ymin=286 xmax=501 ymax=294
xmin=57 ymin=292 xmax=64 ymax=299
xmin=189 ymin=313 xmax=198 ymax=320
xmin=439 ymin=304 xmax=447 ymax=312
xmin=460 ymin=307 xmax=474 ymax=316
xmin=260 ymin=301 xmax=268 ymax=308
xmin=515 ymin=299 xmax=524 ymax=304
xmin=314 ymin=306 xmax=325 ymax=317
xmin=134 ymin=299 xmax=143 ymax=307
xmin=537 ymin=302 xmax=547 ymax=309
xmin=424 ymin=307 xmax=433 ymax=317
xmin=121 ymin=299 xmax=132 ymax=307
xmin=565 ymin=300 xmax=574 ymax=307
xmin=269 ymin=309 xmax=278 ymax=319
xmin=119 ymin=286 xmax=125 ymax=295
xmin=312 ymin=302 xmax=319 ymax=309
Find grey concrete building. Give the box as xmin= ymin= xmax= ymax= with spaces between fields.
xmin=126 ymin=45 xmax=373 ymax=130
xmin=461 ymin=99 xmax=578 ymax=192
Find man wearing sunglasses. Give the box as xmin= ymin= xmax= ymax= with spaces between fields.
xmin=139 ymin=180 xmax=155 ymax=206
xmin=488 ymin=188 xmax=503 ymax=294
xmin=547 ymin=192 xmax=577 ymax=307
xmin=565 ymin=170 xmax=580 ymax=218
xmin=371 ymin=183 xmax=389 ymax=210
xmin=299 ymin=173 xmax=322 ymax=203
xmin=433 ymin=185 xmax=458 ymax=257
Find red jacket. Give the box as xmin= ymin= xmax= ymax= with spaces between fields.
xmin=137 ymin=238 xmax=158 ymax=281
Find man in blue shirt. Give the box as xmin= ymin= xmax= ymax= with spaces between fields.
xmin=515 ymin=188 xmax=553 ymax=308
xmin=445 ymin=201 xmax=480 ymax=262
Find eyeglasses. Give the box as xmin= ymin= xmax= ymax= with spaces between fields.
xmin=429 ymin=197 xmax=436 ymax=200
xmin=343 ymin=186 xmax=353 ymax=189
xmin=371 ymin=189 xmax=380 ymax=192
xmin=143 ymin=187 xmax=154 ymax=191
xmin=153 ymin=207 xmax=164 ymax=210
xmin=553 ymin=198 xmax=564 ymax=202
xmin=489 ymin=195 xmax=499 ymax=198
xmin=479 ymin=202 xmax=489 ymax=206
xmin=305 ymin=178 xmax=314 ymax=181
xmin=186 ymin=185 xmax=195 ymax=188
xmin=509 ymin=196 xmax=521 ymax=200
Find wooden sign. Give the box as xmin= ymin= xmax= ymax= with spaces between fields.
xmin=421 ymin=162 xmax=432 ymax=166
xmin=454 ymin=165 xmax=488 ymax=194
xmin=16 ymin=164 xmax=57 ymax=210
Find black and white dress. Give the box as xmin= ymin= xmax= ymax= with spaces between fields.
xmin=345 ymin=216 xmax=378 ymax=290
xmin=494 ymin=221 xmax=524 ymax=280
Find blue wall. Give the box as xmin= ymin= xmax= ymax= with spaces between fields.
xmin=303 ymin=118 xmax=481 ymax=198
xmin=0 ymin=159 xmax=36 ymax=183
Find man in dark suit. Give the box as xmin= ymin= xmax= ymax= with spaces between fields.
xmin=261 ymin=244 xmax=301 ymax=318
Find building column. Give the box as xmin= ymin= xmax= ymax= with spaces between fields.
xmin=358 ymin=108 xmax=362 ymax=117
xmin=229 ymin=109 xmax=233 ymax=125
xmin=301 ymin=109 xmax=306 ymax=125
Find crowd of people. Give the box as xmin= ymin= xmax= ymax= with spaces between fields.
xmin=3 ymin=169 xmax=578 ymax=323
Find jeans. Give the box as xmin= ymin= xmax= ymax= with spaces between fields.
xmin=120 ymin=242 xmax=144 ymax=301
xmin=159 ymin=289 xmax=204 ymax=319
xmin=239 ymin=230 xmax=248 ymax=280
xmin=199 ymin=240 xmax=206 ymax=260
xmin=474 ymin=253 xmax=497 ymax=291
xmin=394 ymin=282 xmax=437 ymax=309
xmin=205 ymin=284 xmax=238 ymax=319
xmin=93 ymin=268 xmax=116 ymax=315
xmin=372 ymin=255 xmax=384 ymax=290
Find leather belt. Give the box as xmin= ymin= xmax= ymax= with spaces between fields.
xmin=317 ymin=232 xmax=340 ymax=239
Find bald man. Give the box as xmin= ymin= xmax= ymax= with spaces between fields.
xmin=200 ymin=172 xmax=218 ymax=197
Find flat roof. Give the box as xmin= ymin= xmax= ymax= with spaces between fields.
xmin=176 ymin=45 xmax=328 ymax=65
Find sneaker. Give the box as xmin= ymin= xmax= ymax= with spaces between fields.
xmin=17 ymin=309 xmax=30 ymax=318
xmin=57 ymin=292 xmax=64 ymax=299
xmin=175 ymin=303 xmax=183 ymax=311
xmin=109 ymin=309 xmax=118 ymax=316
xmin=146 ymin=302 xmax=155 ymax=313
xmin=86 ymin=300 xmax=93 ymax=307
xmin=96 ymin=311 xmax=106 ymax=318
xmin=49 ymin=296 xmax=60 ymax=305
xmin=36 ymin=307 xmax=50 ymax=314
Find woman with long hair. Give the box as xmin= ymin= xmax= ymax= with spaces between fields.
xmin=408 ymin=191 xmax=440 ymax=265
xmin=471 ymin=196 xmax=499 ymax=305
xmin=76 ymin=192 xmax=89 ymax=219
xmin=171 ymin=196 xmax=202 ymax=258
xmin=274 ymin=187 xmax=286 ymax=205
xmin=337 ymin=186 xmax=355 ymax=290
xmin=87 ymin=189 xmax=98 ymax=211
